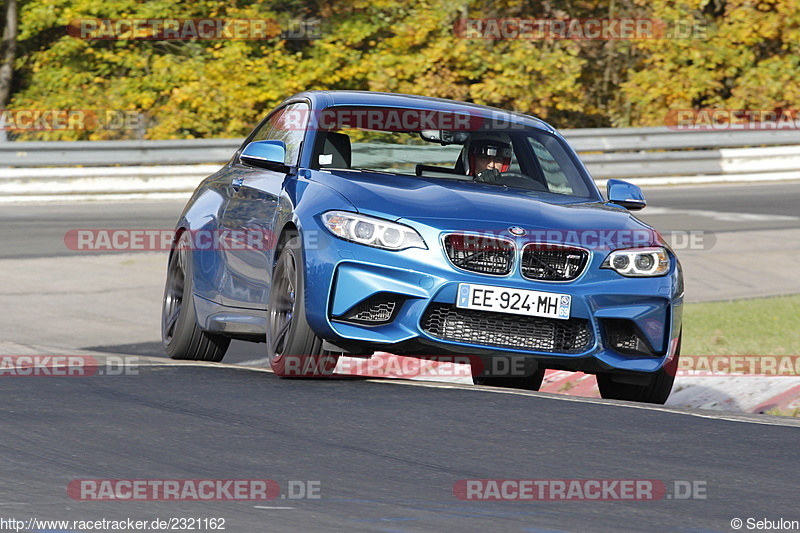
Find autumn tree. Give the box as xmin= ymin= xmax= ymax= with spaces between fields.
xmin=5 ymin=0 xmax=798 ymax=139
xmin=620 ymin=0 xmax=800 ymax=126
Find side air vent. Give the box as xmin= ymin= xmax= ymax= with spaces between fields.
xmin=334 ymin=294 xmax=400 ymax=325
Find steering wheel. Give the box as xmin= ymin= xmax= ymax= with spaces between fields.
xmin=476 ymin=170 xmax=548 ymax=191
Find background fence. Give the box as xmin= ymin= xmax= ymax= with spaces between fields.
xmin=1 ymin=127 xmax=799 ymax=198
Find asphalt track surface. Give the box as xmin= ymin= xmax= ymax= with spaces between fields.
xmin=1 ymin=181 xmax=799 ymax=260
xmin=2 ymin=359 xmax=798 ymax=533
xmin=1 ymin=182 xmax=799 ymax=532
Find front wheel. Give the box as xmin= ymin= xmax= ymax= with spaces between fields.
xmin=266 ymin=237 xmax=339 ymax=378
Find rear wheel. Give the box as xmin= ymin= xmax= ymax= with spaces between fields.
xmin=596 ymin=334 xmax=681 ymax=405
xmin=162 ymin=232 xmax=230 ymax=362
xmin=267 ymin=237 xmax=339 ymax=378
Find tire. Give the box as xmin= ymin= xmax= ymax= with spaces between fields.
xmin=162 ymin=232 xmax=230 ymax=362
xmin=596 ymin=334 xmax=681 ymax=405
xmin=472 ymin=369 xmax=546 ymax=390
xmin=266 ymin=237 xmax=339 ymax=378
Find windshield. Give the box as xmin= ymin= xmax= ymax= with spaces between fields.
xmin=309 ymin=107 xmax=597 ymax=199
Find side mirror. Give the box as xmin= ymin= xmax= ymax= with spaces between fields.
xmin=240 ymin=140 xmax=287 ymax=170
xmin=607 ymin=179 xmax=646 ymax=210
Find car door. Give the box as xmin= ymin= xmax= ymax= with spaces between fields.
xmin=218 ymin=102 xmax=310 ymax=309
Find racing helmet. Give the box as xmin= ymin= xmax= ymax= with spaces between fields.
xmin=465 ymin=133 xmax=513 ymax=174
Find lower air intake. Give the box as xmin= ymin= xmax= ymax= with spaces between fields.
xmin=421 ymin=303 xmax=592 ymax=353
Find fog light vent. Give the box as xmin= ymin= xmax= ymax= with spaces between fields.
xmin=602 ymin=319 xmax=657 ymax=357
xmin=335 ymin=294 xmax=399 ymax=325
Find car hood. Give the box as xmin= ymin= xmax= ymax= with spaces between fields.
xmin=312 ymin=170 xmax=652 ymax=235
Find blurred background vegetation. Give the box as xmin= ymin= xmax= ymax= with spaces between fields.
xmin=1 ymin=0 xmax=797 ymax=140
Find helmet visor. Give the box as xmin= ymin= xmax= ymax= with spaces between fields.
xmin=470 ymin=141 xmax=512 ymax=171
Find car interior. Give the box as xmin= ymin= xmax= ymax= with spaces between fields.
xmin=318 ymin=131 xmax=352 ymax=169
xmin=313 ymin=128 xmax=560 ymax=194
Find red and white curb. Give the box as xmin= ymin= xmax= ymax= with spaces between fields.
xmin=335 ymin=354 xmax=800 ymax=416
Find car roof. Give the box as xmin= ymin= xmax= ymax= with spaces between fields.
xmin=283 ymin=90 xmax=557 ymax=133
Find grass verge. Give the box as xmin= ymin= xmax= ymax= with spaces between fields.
xmin=683 ymin=294 xmax=800 ymax=355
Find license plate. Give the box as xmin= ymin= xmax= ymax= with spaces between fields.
xmin=456 ymin=283 xmax=571 ymax=320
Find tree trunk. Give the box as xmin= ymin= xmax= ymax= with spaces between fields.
xmin=0 ymin=0 xmax=18 ymax=108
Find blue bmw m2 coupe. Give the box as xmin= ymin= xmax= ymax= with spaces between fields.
xmin=162 ymin=90 xmax=683 ymax=404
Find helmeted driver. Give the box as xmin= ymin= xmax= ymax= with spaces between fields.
xmin=465 ymin=134 xmax=513 ymax=182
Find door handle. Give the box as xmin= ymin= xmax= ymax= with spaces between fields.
xmin=231 ymin=177 xmax=243 ymax=193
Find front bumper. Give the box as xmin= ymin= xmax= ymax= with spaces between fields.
xmin=302 ymin=219 xmax=683 ymax=375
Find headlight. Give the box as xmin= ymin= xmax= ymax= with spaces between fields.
xmin=601 ymin=247 xmax=670 ymax=277
xmin=321 ymin=211 xmax=427 ymax=250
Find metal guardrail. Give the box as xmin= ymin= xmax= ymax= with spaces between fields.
xmin=563 ymin=126 xmax=800 ymax=152
xmin=1 ymin=127 xmax=799 ymax=199
xmin=3 ymin=127 xmax=800 ymax=169
xmin=581 ymin=146 xmax=800 ymax=178
xmin=0 ymin=138 xmax=241 ymax=167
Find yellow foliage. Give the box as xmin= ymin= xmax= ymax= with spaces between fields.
xmin=6 ymin=0 xmax=798 ymax=139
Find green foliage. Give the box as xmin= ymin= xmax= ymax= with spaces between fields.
xmin=5 ymin=0 xmax=798 ymax=139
